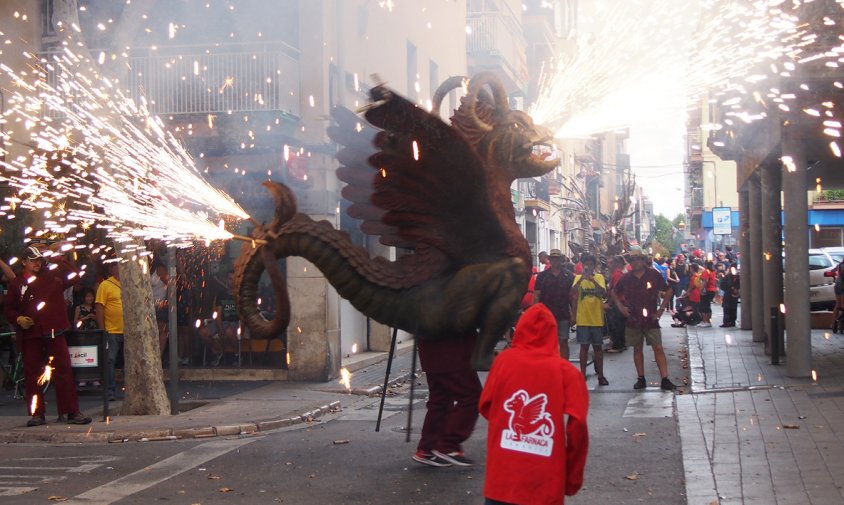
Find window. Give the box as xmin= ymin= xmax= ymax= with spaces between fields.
xmin=407 ymin=42 xmax=418 ymax=100
xmin=429 ymin=60 xmax=439 ymax=104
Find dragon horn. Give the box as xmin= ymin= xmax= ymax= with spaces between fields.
xmin=431 ymin=76 xmax=468 ymax=118
xmin=466 ymin=72 xmax=509 ymax=132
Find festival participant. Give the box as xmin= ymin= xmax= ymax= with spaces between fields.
xmin=611 ymin=246 xmax=676 ymax=391
xmin=832 ymin=261 xmax=844 ymax=334
xmin=698 ymin=261 xmax=718 ymax=328
xmin=5 ymin=245 xmax=92 ymax=426
xmin=96 ymin=260 xmax=124 ymax=401
xmin=537 ymin=250 xmax=551 ymax=271
xmin=604 ymin=255 xmax=627 ymax=353
xmin=480 ymin=304 xmax=589 ymax=505
xmin=571 ymin=254 xmax=608 ymax=385
xmin=197 ymin=272 xmax=241 ymax=367
xmin=674 ymin=253 xmax=690 ymax=295
xmin=534 ymin=249 xmax=575 ymax=360
xmin=73 ymin=288 xmax=101 ymax=389
xmin=150 ymin=261 xmax=169 ymax=359
xmin=413 ymin=331 xmax=482 ymax=467
xmin=720 ymin=264 xmax=740 ymax=328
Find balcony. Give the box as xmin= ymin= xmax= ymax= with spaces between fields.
xmin=127 ymin=42 xmax=300 ymax=117
xmin=689 ymin=187 xmax=704 ymax=215
xmin=686 ymin=127 xmax=703 ymax=163
xmin=813 ymin=190 xmax=844 ymax=209
xmin=521 ymin=177 xmax=550 ymax=212
xmin=467 ymin=11 xmax=528 ymax=93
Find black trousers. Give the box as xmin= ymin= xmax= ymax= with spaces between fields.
xmin=722 ymin=296 xmax=738 ymax=325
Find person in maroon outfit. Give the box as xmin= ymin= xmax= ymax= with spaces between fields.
xmin=610 ymin=246 xmax=677 ymax=391
xmin=412 ymin=332 xmax=482 ymax=467
xmin=5 ymin=246 xmax=91 ymax=426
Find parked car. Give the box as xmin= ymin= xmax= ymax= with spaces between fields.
xmin=809 ymin=248 xmax=836 ymax=310
xmin=820 ymin=246 xmax=844 ymax=265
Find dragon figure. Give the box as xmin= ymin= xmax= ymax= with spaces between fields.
xmin=233 ymin=72 xmax=558 ymax=370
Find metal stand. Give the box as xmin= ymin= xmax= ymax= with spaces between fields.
xmin=770 ymin=306 xmax=780 ymax=365
xmin=405 ymin=336 xmax=418 ymax=443
xmin=375 ymin=327 xmax=399 ymax=432
xmin=102 ymin=330 xmax=110 ymax=421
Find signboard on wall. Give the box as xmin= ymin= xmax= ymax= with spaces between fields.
xmin=713 ymin=207 xmax=732 ymax=235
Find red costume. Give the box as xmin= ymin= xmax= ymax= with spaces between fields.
xmin=5 ymin=255 xmax=81 ymax=418
xmin=480 ymin=304 xmax=589 ymax=505
xmin=416 ymin=332 xmax=482 ymax=457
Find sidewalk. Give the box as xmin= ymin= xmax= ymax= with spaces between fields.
xmin=679 ymin=307 xmax=844 ymax=505
xmin=0 ymin=342 xmax=416 ymax=444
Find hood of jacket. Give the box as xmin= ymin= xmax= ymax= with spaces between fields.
xmin=512 ymin=304 xmax=559 ymax=356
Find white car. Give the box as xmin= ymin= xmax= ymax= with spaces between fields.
xmin=808 ymin=249 xmax=836 ymax=310
xmin=820 ymin=247 xmax=844 ymax=265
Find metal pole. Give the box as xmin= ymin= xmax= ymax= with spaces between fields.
xmin=405 ymin=336 xmax=418 ymax=443
xmin=760 ymin=161 xmax=783 ymax=354
xmin=167 ymin=246 xmax=179 ymax=415
xmin=102 ymin=329 xmax=109 ymax=421
xmin=375 ymin=327 xmax=398 ymax=432
xmin=770 ymin=307 xmax=780 ymax=365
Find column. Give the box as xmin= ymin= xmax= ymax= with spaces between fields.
xmin=738 ymin=183 xmax=752 ymax=330
xmin=782 ymin=141 xmax=811 ymax=377
xmin=748 ymin=173 xmax=765 ymax=343
xmin=760 ymin=160 xmax=784 ymax=355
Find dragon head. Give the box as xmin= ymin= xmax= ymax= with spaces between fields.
xmin=433 ymin=73 xmax=559 ymax=182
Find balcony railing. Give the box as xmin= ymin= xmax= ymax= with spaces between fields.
xmin=39 ymin=43 xmax=300 ymax=119
xmin=128 ymin=43 xmax=300 ymax=117
xmin=467 ymin=11 xmax=527 ymax=87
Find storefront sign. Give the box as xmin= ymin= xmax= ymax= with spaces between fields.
xmin=713 ymin=207 xmax=732 ymax=235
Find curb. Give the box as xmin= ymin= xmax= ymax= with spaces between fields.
xmin=0 ymin=400 xmax=342 ymax=445
xmin=358 ymin=370 xmax=417 ymax=396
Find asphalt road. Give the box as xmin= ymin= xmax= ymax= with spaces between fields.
xmin=0 ymin=324 xmax=689 ymax=505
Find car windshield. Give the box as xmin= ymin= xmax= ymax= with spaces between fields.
xmin=809 ymin=253 xmax=833 ymax=270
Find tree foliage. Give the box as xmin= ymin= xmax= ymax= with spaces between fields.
xmin=652 ymin=213 xmax=681 ymax=255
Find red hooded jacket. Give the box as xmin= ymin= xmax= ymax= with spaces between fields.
xmin=480 ymin=304 xmax=589 ymax=505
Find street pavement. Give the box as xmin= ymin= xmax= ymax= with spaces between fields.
xmin=1 ymin=304 xmax=843 ymax=504
xmin=0 ymin=343 xmax=418 ymax=444
xmin=680 ymin=310 xmax=844 ymax=505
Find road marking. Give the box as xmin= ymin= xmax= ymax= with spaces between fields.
xmin=622 ymin=392 xmax=675 ymax=418
xmin=0 ymin=464 xmax=100 ymax=473
xmin=65 ymin=437 xmax=256 ymax=505
xmin=0 ymin=487 xmax=38 ymax=496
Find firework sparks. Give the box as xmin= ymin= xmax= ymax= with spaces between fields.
xmin=531 ymin=1 xmax=841 ymax=145
xmin=339 ymin=367 xmax=353 ymax=393
xmin=0 ymin=44 xmax=249 ymax=245
xmin=37 ymin=356 xmax=54 ymax=386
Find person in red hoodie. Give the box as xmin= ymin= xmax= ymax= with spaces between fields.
xmin=5 ymin=246 xmax=92 ymax=427
xmin=480 ymin=304 xmax=589 ymax=505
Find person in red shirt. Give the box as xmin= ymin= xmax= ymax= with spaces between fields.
xmin=5 ymin=246 xmax=92 ymax=426
xmin=698 ymin=261 xmax=718 ymax=328
xmin=611 ymin=246 xmax=676 ymax=391
xmin=480 ymin=303 xmax=589 ymax=505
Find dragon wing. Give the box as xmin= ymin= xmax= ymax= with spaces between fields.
xmin=329 ymin=88 xmax=510 ymax=280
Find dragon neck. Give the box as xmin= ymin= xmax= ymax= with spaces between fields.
xmin=235 ymin=214 xmax=420 ymax=340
